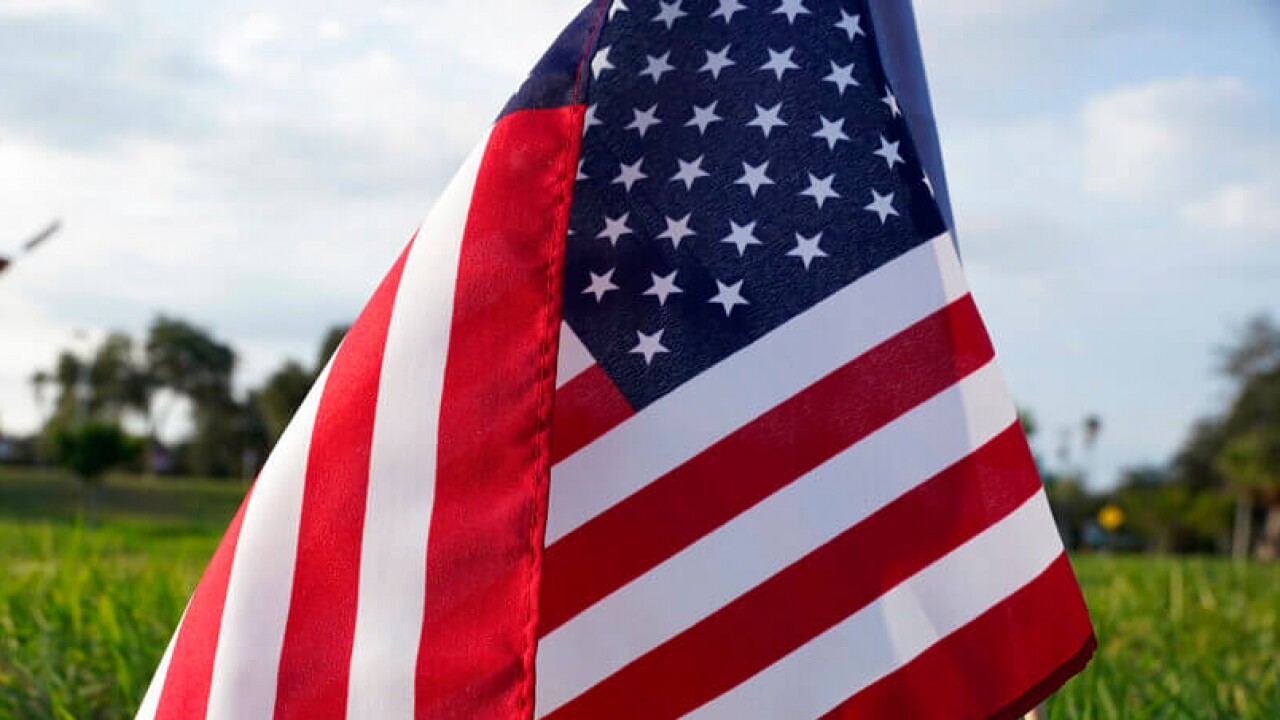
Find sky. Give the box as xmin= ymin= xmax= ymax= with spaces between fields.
xmin=1 ymin=0 xmax=1277 ymax=488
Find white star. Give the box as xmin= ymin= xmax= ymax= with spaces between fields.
xmin=812 ymin=116 xmax=849 ymax=150
xmin=711 ymin=0 xmax=746 ymax=22
xmin=591 ymin=47 xmax=614 ymax=78
xmin=823 ymin=61 xmax=859 ymax=95
xmin=612 ymin=159 xmax=647 ymax=190
xmin=881 ymin=88 xmax=901 ymax=117
xmin=801 ymin=173 xmax=840 ymax=208
xmin=653 ymin=0 xmax=688 ymax=29
xmin=748 ymin=102 xmax=787 ymax=137
xmin=720 ymin=220 xmax=762 ymax=255
xmin=835 ymin=10 xmax=865 ymax=40
xmin=576 ymin=159 xmax=587 ymax=181
xmin=584 ymin=103 xmax=602 ymax=129
xmin=708 ymin=279 xmax=749 ymax=316
xmin=873 ymin=135 xmax=904 ymax=169
xmin=609 ymin=0 xmax=628 ymax=19
xmin=639 ymin=52 xmax=675 ymax=82
xmin=922 ymin=173 xmax=935 ymax=196
xmin=685 ymin=101 xmax=722 ymax=134
xmin=643 ymin=271 xmax=683 ymax=306
xmin=658 ymin=213 xmax=696 ymax=248
xmin=582 ymin=268 xmax=618 ymax=302
xmin=864 ymin=189 xmax=899 ymax=223
xmin=772 ymin=0 xmax=810 ymax=24
xmin=627 ymin=104 xmax=661 ymax=136
xmin=788 ymin=233 xmax=828 ymax=269
xmin=630 ymin=329 xmax=669 ymax=365
xmin=735 ymin=161 xmax=774 ymax=196
xmin=597 ymin=213 xmax=633 ymax=245
xmin=760 ymin=47 xmax=799 ymax=80
xmin=700 ymin=46 xmax=735 ymax=79
xmin=671 ymin=156 xmax=710 ymax=189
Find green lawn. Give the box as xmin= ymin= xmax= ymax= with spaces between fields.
xmin=0 ymin=470 xmax=242 ymax=719
xmin=1 ymin=470 xmax=1277 ymax=719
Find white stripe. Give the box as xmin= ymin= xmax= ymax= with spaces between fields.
xmin=547 ymin=233 xmax=965 ymax=543
xmin=204 ymin=363 xmax=329 ymax=719
xmin=345 ymin=132 xmax=490 ymax=720
xmin=556 ymin=322 xmax=595 ymax=388
xmin=686 ymin=491 xmax=1064 ymax=720
xmin=134 ymin=624 xmax=178 ymax=720
xmin=535 ymin=361 xmax=1015 ymax=716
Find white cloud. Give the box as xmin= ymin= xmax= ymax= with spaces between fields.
xmin=405 ymin=0 xmax=584 ymax=78
xmin=0 ymin=0 xmax=102 ymax=16
xmin=1181 ymin=176 xmax=1280 ymax=233
xmin=214 ymin=12 xmax=285 ymax=77
xmin=1081 ymin=77 xmax=1266 ymax=200
xmin=317 ymin=19 xmax=347 ymax=41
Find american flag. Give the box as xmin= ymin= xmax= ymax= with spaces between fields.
xmin=137 ymin=1 xmax=1094 ymax=719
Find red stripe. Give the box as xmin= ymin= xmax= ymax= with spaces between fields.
xmin=154 ymin=489 xmax=252 ymax=720
xmin=551 ymin=364 xmax=635 ymax=464
xmin=272 ymin=246 xmax=410 ymax=719
xmin=414 ymin=106 xmax=583 ymax=720
xmin=545 ymin=424 xmax=1042 ymax=720
xmin=823 ymin=554 xmax=1095 ymax=720
xmin=540 ymin=294 xmax=993 ymax=636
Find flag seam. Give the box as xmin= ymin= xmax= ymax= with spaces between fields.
xmin=520 ymin=3 xmax=610 ymax=717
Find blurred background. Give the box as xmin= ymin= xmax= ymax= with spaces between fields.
xmin=1 ymin=1 xmax=1278 ymax=718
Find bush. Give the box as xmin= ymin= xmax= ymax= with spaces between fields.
xmin=53 ymin=422 xmax=140 ymax=483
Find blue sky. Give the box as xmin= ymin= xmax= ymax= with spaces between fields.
xmin=1 ymin=0 xmax=1277 ymax=487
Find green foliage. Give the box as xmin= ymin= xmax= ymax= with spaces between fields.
xmin=26 ymin=314 xmax=350 ymax=480
xmin=86 ymin=333 xmax=151 ymax=422
xmin=1217 ymin=312 xmax=1280 ymax=384
xmin=315 ymin=324 xmax=349 ymax=372
xmin=1044 ymin=474 xmax=1102 ymax=550
xmin=1113 ymin=467 xmax=1231 ymax=553
xmin=0 ymin=470 xmax=240 ymax=719
xmin=257 ymin=361 xmax=313 ymax=445
xmin=1216 ymin=431 xmax=1280 ymax=498
xmin=52 ymin=422 xmax=139 ymax=484
xmin=144 ymin=316 xmax=235 ymax=408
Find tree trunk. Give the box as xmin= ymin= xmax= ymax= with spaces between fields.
xmin=1232 ymin=491 xmax=1253 ymax=560
xmin=1257 ymin=503 xmax=1280 ymax=562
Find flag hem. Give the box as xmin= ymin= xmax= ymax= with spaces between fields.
xmin=990 ymin=634 xmax=1097 ymax=720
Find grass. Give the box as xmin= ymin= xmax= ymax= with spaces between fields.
xmin=1048 ymin=556 xmax=1280 ymax=719
xmin=0 ymin=469 xmax=243 ymax=719
xmin=1 ymin=469 xmax=1278 ymax=719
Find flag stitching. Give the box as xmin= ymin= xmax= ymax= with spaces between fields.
xmin=520 ymin=4 xmax=612 ymax=717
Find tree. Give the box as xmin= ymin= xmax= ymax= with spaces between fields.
xmin=144 ymin=316 xmax=238 ymax=475
xmin=145 ymin=316 xmax=236 ymax=410
xmin=54 ymin=420 xmax=134 ymax=482
xmin=1171 ymin=418 xmax=1230 ymax=494
xmin=1218 ymin=313 xmax=1280 ymax=383
xmin=1115 ymin=468 xmax=1189 ymax=553
xmin=1215 ymin=431 xmax=1280 ymax=560
xmin=87 ymin=332 xmax=151 ymax=422
xmin=315 ymin=324 xmax=349 ymax=373
xmin=257 ymin=360 xmax=312 ymax=446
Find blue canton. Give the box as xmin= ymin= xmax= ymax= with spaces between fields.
xmin=564 ymin=0 xmax=947 ymax=409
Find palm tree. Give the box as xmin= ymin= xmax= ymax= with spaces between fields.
xmin=1215 ymin=431 xmax=1280 ymax=560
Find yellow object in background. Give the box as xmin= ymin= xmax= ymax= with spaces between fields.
xmin=1099 ymin=504 xmax=1125 ymax=532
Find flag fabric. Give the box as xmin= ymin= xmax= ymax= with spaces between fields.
xmin=137 ymin=1 xmax=1094 ymax=719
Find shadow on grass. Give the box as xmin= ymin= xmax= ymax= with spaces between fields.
xmin=0 ymin=467 xmax=246 ymax=532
